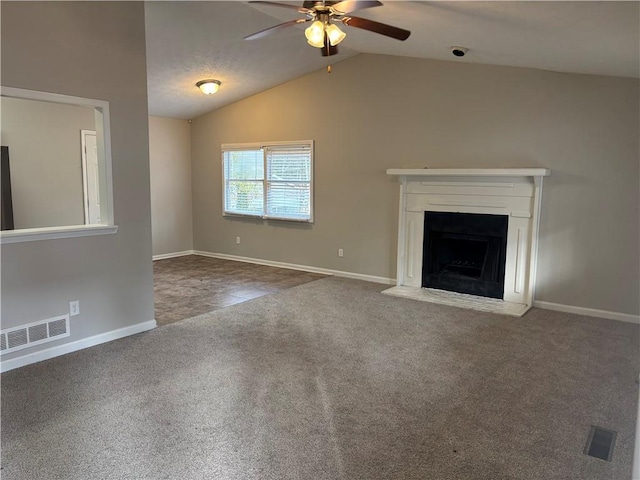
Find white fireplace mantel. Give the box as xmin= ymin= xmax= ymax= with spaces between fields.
xmin=385 ymin=168 xmax=550 ymax=316
xmin=387 ymin=168 xmax=550 ymax=179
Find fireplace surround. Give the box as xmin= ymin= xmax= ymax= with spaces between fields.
xmin=384 ymin=168 xmax=550 ymax=316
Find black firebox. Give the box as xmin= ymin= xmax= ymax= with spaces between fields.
xmin=422 ymin=212 xmax=508 ymax=299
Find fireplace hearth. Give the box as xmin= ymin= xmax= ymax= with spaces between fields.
xmin=422 ymin=212 xmax=508 ymax=299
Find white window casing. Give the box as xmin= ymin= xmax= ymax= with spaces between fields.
xmin=222 ymin=141 xmax=314 ymax=223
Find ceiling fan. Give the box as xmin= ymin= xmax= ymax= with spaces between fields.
xmin=245 ymin=0 xmax=411 ymax=56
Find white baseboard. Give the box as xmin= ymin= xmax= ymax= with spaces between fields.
xmin=153 ymin=250 xmax=194 ymax=261
xmin=193 ymin=250 xmax=396 ymax=285
xmin=0 ymin=320 xmax=157 ymax=373
xmin=533 ymin=300 xmax=640 ymax=324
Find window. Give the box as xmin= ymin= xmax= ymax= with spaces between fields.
xmin=222 ymin=141 xmax=313 ymax=222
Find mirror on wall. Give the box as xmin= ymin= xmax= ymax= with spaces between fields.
xmin=0 ymin=88 xmax=113 ymax=233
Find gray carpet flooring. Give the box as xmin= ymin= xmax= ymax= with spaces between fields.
xmin=1 ymin=277 xmax=638 ymax=479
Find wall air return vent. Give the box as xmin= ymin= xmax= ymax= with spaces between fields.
xmin=0 ymin=314 xmax=70 ymax=355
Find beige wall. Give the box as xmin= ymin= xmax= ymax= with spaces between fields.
xmin=149 ymin=116 xmax=193 ymax=256
xmin=191 ymin=53 xmax=639 ymax=316
xmin=1 ymin=96 xmax=95 ymax=229
xmin=1 ymin=2 xmax=154 ymax=355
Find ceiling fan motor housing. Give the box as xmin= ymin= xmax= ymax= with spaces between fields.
xmin=303 ymin=1 xmax=339 ymax=10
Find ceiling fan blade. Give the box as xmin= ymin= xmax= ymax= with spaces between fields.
xmin=331 ymin=0 xmax=382 ymax=15
xmin=248 ymin=1 xmax=313 ymax=15
xmin=341 ymin=15 xmax=411 ymax=41
xmin=244 ymin=18 xmax=310 ymax=41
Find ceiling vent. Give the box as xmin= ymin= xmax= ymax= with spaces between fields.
xmin=0 ymin=315 xmax=70 ymax=355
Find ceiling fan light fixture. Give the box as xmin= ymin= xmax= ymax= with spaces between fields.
xmin=325 ymin=23 xmax=346 ymax=46
xmin=306 ymin=37 xmax=325 ymax=48
xmin=244 ymin=1 xmax=411 ymax=57
xmin=305 ymin=20 xmax=325 ymax=48
xmin=196 ymin=79 xmax=221 ymax=95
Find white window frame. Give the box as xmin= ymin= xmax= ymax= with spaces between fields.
xmin=221 ymin=140 xmax=314 ymax=223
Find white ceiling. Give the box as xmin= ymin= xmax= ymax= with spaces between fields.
xmin=145 ymin=1 xmax=640 ymax=120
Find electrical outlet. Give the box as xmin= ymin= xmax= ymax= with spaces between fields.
xmin=70 ymin=300 xmax=80 ymax=317
xmin=338 ymin=248 xmax=344 ymax=258
xmin=236 ymin=236 xmax=241 ymax=245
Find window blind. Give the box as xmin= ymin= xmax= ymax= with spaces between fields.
xmin=223 ymin=149 xmax=264 ymax=216
xmin=265 ymin=145 xmax=311 ymax=220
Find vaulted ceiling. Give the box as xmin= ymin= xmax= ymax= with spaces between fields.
xmin=145 ymin=1 xmax=640 ymax=119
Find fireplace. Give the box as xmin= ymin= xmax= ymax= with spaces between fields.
xmin=423 ymin=212 xmax=508 ymax=299
xmin=384 ymin=168 xmax=550 ymax=316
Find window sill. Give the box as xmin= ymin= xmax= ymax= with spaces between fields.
xmin=1 ymin=224 xmax=119 ymax=244
xmin=223 ymin=213 xmax=312 ymax=223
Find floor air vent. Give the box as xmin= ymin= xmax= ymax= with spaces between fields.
xmin=0 ymin=314 xmax=70 ymax=355
xmin=584 ymin=425 xmax=617 ymax=461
